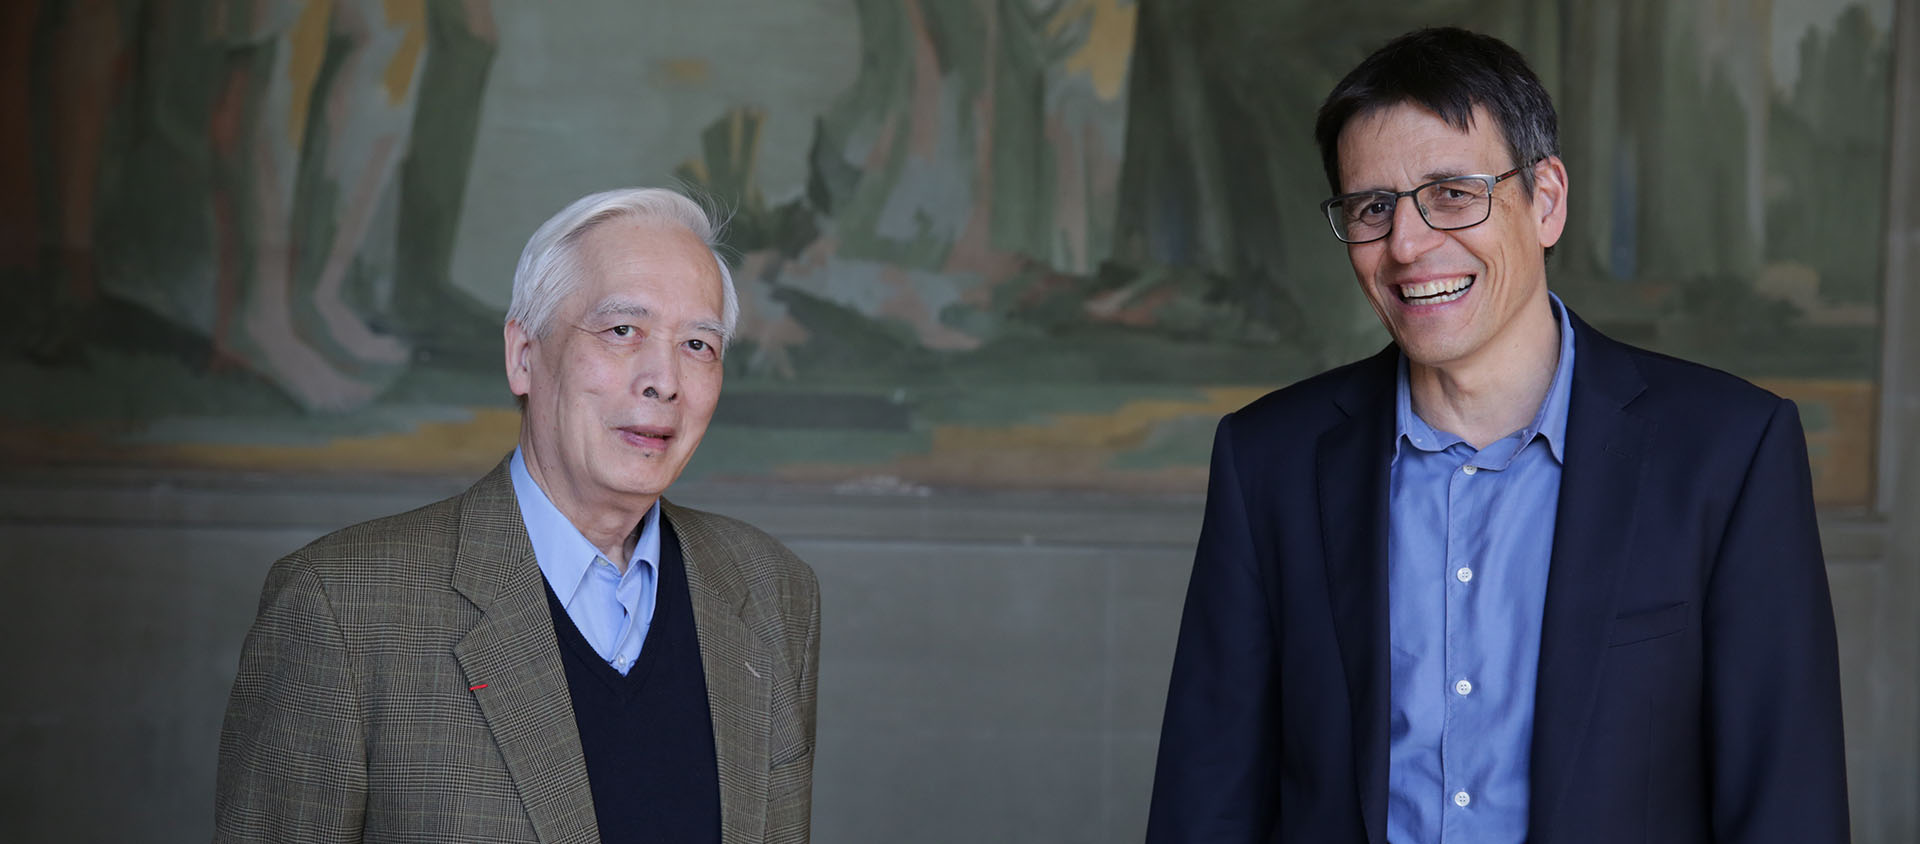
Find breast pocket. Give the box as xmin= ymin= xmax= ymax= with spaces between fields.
xmin=1607 ymin=601 xmax=1690 ymax=647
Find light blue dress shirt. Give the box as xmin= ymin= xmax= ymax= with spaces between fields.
xmin=1384 ymin=293 xmax=1577 ymax=844
xmin=510 ymin=448 xmax=660 ymax=676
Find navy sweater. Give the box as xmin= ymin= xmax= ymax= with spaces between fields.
xmin=544 ymin=517 xmax=721 ymax=844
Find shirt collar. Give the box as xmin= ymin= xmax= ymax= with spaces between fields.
xmin=509 ymin=447 xmax=662 ymax=606
xmin=1394 ymin=291 xmax=1577 ymax=464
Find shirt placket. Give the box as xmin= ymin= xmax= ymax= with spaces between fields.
xmin=1442 ymin=449 xmax=1480 ymax=841
xmin=590 ymin=556 xmax=635 ymax=672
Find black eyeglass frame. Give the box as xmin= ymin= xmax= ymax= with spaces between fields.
xmin=1319 ymin=159 xmax=1540 ymax=244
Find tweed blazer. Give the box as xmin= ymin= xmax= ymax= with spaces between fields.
xmin=215 ymin=459 xmax=821 ymax=843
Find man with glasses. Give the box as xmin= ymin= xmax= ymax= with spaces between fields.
xmin=1147 ymin=27 xmax=1847 ymax=844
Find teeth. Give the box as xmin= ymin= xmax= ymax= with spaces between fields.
xmin=1398 ymin=277 xmax=1473 ymax=304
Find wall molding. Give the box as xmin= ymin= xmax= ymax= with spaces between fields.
xmin=0 ymin=466 xmax=1888 ymax=562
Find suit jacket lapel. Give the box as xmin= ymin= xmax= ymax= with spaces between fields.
xmin=1528 ymin=315 xmax=1650 ymax=841
xmin=450 ymin=460 xmax=600 ymax=844
xmin=666 ymin=502 xmax=775 ymax=844
xmin=1318 ymin=347 xmax=1399 ymax=844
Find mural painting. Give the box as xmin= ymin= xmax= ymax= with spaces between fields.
xmin=0 ymin=0 xmax=1894 ymax=506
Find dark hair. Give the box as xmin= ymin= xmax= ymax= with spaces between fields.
xmin=1313 ymin=27 xmax=1559 ymax=197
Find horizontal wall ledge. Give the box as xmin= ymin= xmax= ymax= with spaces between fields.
xmin=0 ymin=466 xmax=1887 ymax=560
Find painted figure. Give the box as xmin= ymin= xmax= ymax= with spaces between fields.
xmin=1 ymin=0 xmax=133 ymax=360
xmin=1147 ymin=28 xmax=1847 ymax=843
xmin=30 ymin=0 xmax=500 ymax=411
xmin=205 ymin=0 xmax=447 ymax=409
xmin=216 ymin=188 xmax=821 ymax=843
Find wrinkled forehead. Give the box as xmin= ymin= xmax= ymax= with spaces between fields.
xmin=567 ymin=219 xmax=725 ymax=315
xmin=1336 ymin=102 xmax=1506 ymax=189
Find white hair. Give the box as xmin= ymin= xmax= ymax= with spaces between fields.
xmin=506 ymin=187 xmax=739 ymax=348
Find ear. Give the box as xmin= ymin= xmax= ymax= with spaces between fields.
xmin=505 ymin=319 xmax=535 ymax=400
xmin=1532 ymin=155 xmax=1570 ymax=249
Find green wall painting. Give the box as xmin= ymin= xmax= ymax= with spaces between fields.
xmin=0 ymin=0 xmax=1894 ymax=506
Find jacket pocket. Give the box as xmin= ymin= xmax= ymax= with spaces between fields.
xmin=1606 ymin=601 xmax=1689 ymax=647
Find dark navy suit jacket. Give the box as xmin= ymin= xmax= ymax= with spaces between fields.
xmin=1146 ymin=311 xmax=1849 ymax=843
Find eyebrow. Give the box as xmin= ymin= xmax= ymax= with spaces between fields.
xmin=1420 ymin=168 xmax=1481 ymax=183
xmin=691 ymin=319 xmax=732 ymax=346
xmin=1346 ymin=168 xmax=1481 ymax=194
xmin=590 ymin=299 xmax=731 ymax=345
xmin=588 ymin=300 xmax=650 ymax=320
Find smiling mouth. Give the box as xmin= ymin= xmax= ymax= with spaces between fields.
xmin=1397 ymin=277 xmax=1474 ymax=305
xmin=618 ymin=427 xmax=674 ymax=449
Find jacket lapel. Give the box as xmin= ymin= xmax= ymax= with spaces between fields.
xmin=666 ymin=502 xmax=775 ymax=844
xmin=1318 ymin=347 xmax=1399 ymax=844
xmin=450 ymin=460 xmax=601 ymax=844
xmin=1527 ymin=315 xmax=1650 ymax=841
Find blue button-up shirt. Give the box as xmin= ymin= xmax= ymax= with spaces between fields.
xmin=1384 ymin=294 xmax=1576 ymax=844
xmin=510 ymin=448 xmax=660 ymax=676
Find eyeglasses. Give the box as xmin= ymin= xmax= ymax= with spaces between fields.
xmin=1319 ymin=161 xmax=1536 ymax=244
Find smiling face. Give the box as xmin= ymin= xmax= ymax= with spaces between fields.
xmin=505 ymin=217 xmax=727 ymax=524
xmin=1336 ymin=102 xmax=1567 ymax=375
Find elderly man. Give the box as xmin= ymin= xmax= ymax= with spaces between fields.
xmin=1146 ymin=28 xmax=1848 ymax=844
xmin=216 ymin=188 xmax=820 ymax=843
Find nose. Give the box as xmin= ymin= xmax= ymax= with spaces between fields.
xmin=636 ymin=338 xmax=680 ymax=403
xmin=1385 ymin=194 xmax=1444 ymax=265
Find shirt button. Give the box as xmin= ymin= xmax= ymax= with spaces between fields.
xmin=1462 ymin=465 xmax=1478 ymax=476
xmin=1456 ymin=567 xmax=1474 ymax=583
xmin=1454 ymin=790 xmax=1471 ymax=808
xmin=1455 ymin=679 xmax=1473 ymax=695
